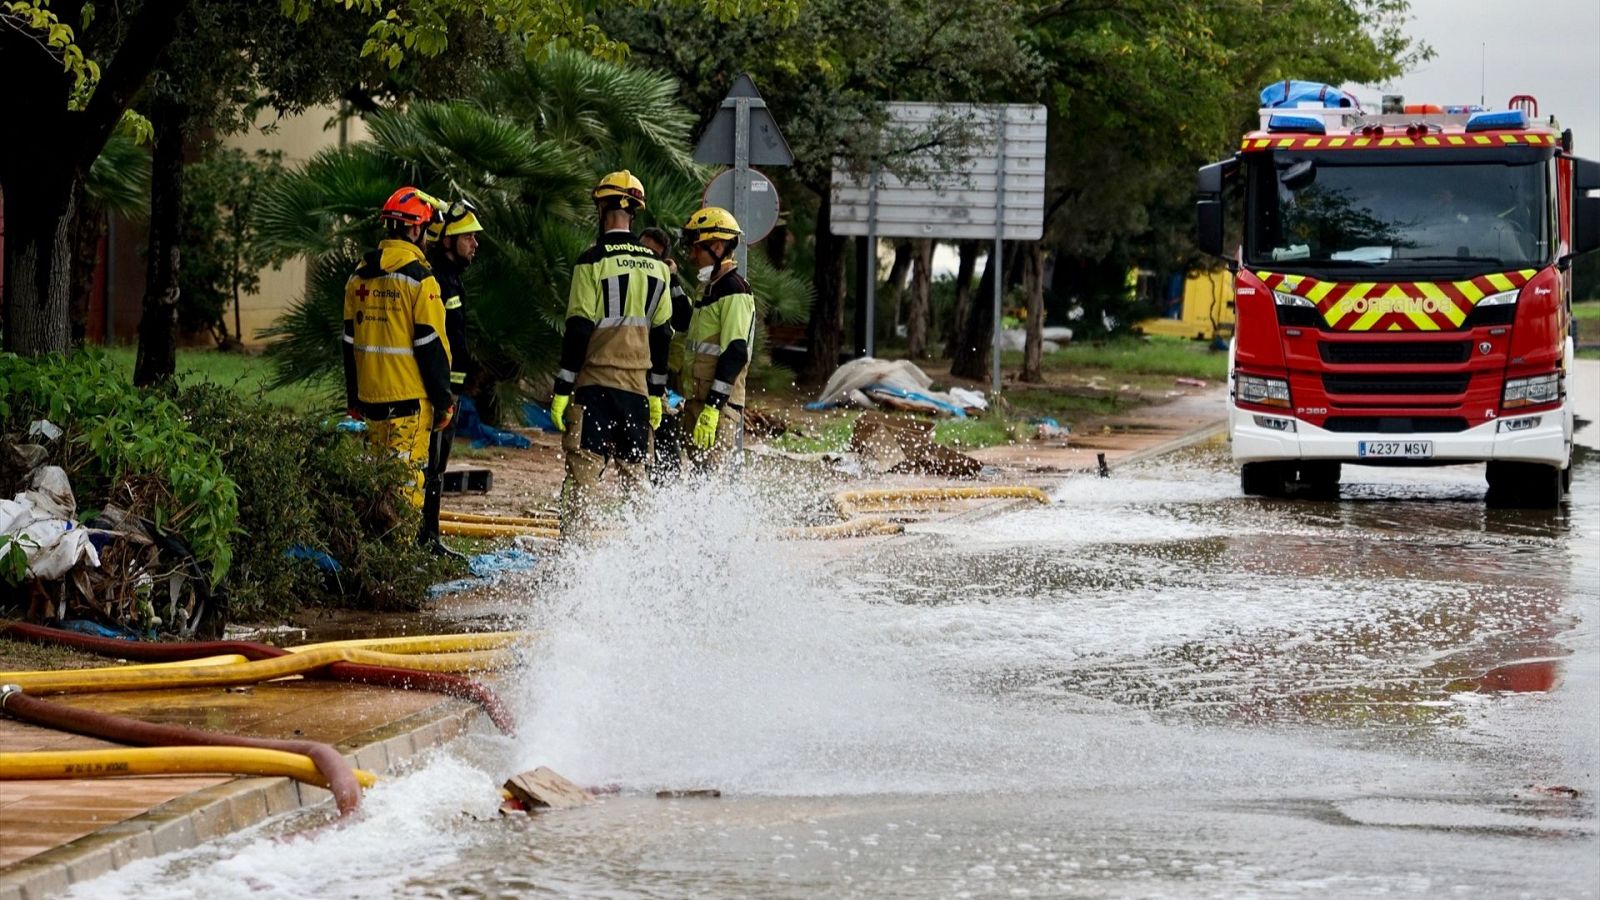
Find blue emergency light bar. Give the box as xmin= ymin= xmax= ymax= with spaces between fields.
xmin=1465 ymin=110 xmax=1528 ymax=132
xmin=1266 ymin=115 xmax=1327 ymax=135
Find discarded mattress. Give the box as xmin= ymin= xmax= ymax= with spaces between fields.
xmin=808 ymin=358 xmax=985 ymax=417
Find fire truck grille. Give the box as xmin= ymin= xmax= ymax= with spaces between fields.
xmin=1321 ymin=373 xmax=1471 ymax=395
xmin=1319 ymin=341 xmax=1472 ymax=364
xmin=1323 ymin=416 xmax=1470 ymax=434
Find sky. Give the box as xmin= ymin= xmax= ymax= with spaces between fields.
xmin=1343 ymin=0 xmax=1600 ymax=154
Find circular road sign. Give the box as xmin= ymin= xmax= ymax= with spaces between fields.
xmin=702 ymin=168 xmax=780 ymax=244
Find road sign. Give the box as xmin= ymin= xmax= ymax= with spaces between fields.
xmin=704 ymin=168 xmax=780 ymax=244
xmin=691 ymin=74 xmax=794 ymax=272
xmin=693 ymin=74 xmax=795 ymax=167
xmin=828 ymin=103 xmax=1048 ymax=393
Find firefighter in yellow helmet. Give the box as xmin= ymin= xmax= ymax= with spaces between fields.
xmin=551 ymin=171 xmax=674 ymax=535
xmin=343 ymin=187 xmax=454 ymax=512
xmin=679 ymin=206 xmax=754 ymax=470
xmin=417 ymin=199 xmax=485 ymax=558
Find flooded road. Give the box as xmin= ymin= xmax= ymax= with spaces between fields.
xmin=75 ymin=438 xmax=1600 ymax=898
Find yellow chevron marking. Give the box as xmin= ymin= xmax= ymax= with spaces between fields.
xmin=1405 ymin=307 xmax=1439 ymax=330
xmin=1473 ymin=135 xmax=1491 ymax=145
xmin=1518 ymin=268 xmax=1536 ymax=279
xmin=1277 ymin=138 xmax=1294 ymax=147
xmin=1387 ymin=322 xmax=1403 ymax=331
xmin=1380 ymin=137 xmax=1400 ymax=147
xmin=1455 ymin=280 xmax=1485 ymax=303
xmin=1500 ymin=134 xmax=1517 ymax=144
xmin=1306 ymin=281 xmax=1335 ymax=303
xmin=1305 ymin=138 xmax=1322 ymax=147
xmin=1354 ymin=138 xmax=1371 ymax=147
xmin=1329 ymin=137 xmax=1347 ymax=147
xmin=1423 ymin=137 xmax=1441 ymax=146
xmin=1417 ymin=282 xmax=1465 ymax=326
xmin=1485 ymin=272 xmax=1515 ymax=292
xmin=1447 ymin=136 xmax=1466 ymax=145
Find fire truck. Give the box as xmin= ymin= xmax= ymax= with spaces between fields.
xmin=1197 ymin=83 xmax=1600 ymax=508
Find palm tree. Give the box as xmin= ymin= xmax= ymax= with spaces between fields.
xmin=256 ymin=48 xmax=812 ymax=419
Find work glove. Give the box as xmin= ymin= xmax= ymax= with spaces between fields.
xmin=434 ymin=402 xmax=455 ymax=431
xmin=648 ymin=395 xmax=663 ymax=430
xmin=551 ymin=393 xmax=569 ymax=432
xmin=693 ymin=405 xmax=720 ymax=450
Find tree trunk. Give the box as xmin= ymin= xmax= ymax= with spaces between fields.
xmin=907 ymin=239 xmax=933 ymax=359
xmin=943 ymin=240 xmax=980 ymax=359
xmin=1 ymin=167 xmax=79 ymax=355
xmin=134 ymin=105 xmax=186 ymax=387
xmin=804 ymin=188 xmax=847 ymax=382
xmin=69 ymin=185 xmax=106 ymax=348
xmin=1021 ymin=243 xmax=1046 ymax=383
xmin=881 ymin=240 xmax=914 ymax=346
xmin=764 ymin=220 xmax=788 ymax=269
xmin=950 ymin=242 xmax=1004 ymax=381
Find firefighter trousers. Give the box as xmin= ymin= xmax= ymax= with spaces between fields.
xmin=559 ymin=387 xmax=650 ymax=538
xmin=365 ymin=398 xmax=433 ymax=508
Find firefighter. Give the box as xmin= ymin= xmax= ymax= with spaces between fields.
xmin=639 ymin=226 xmax=690 ymax=478
xmin=679 ymin=207 xmax=754 ymax=471
xmin=343 ymin=186 xmax=454 ymax=513
xmin=551 ymin=171 xmax=674 ymax=534
xmin=417 ymin=198 xmax=485 ymax=558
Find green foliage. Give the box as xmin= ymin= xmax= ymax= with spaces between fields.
xmin=176 ymin=147 xmax=285 ymax=342
xmin=86 ymin=130 xmax=151 ymax=218
xmin=1 ymin=2 xmax=101 ymax=108
xmin=0 ymin=533 xmax=30 ymax=585
xmin=0 ymin=353 xmax=239 ymax=583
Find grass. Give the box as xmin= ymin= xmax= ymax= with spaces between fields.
xmin=100 ymin=346 xmax=336 ymax=413
xmin=1572 ymin=300 xmax=1600 ymax=321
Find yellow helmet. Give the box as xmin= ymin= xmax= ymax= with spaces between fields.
xmin=682 ymin=206 xmax=742 ymax=243
xmin=426 ymin=198 xmax=484 ymax=243
xmin=593 ymin=170 xmax=646 ymax=210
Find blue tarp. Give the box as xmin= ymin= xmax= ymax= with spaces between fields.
xmin=1259 ymin=80 xmax=1358 ymax=110
xmin=286 ymin=544 xmax=341 ymax=573
xmin=456 ymin=396 xmax=531 ymax=449
xmin=428 ymin=547 xmax=541 ymax=599
xmin=520 ymin=402 xmax=559 ymax=433
xmin=807 ymin=383 xmax=967 ymax=417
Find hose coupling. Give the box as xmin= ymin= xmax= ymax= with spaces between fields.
xmin=0 ymin=684 xmax=21 ymax=708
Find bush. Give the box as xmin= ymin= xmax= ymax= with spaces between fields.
xmin=0 ymin=353 xmax=458 ymax=627
xmin=176 ymin=384 xmax=457 ymax=618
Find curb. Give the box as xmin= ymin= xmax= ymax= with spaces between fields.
xmin=0 ymin=698 xmax=485 ymax=900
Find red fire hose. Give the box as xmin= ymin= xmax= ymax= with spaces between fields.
xmin=1 ymin=623 xmax=515 ymax=734
xmin=0 ymin=685 xmax=365 ymax=816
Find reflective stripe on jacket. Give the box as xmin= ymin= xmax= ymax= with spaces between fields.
xmin=558 ymin=231 xmax=674 ymax=396
xmin=684 ymin=268 xmax=755 ymax=408
xmin=342 ymin=239 xmax=452 ymax=410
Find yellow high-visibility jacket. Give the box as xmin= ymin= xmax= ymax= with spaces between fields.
xmin=684 ymin=268 xmax=755 ymax=409
xmin=341 ymin=239 xmax=453 ymax=413
xmin=555 ymin=230 xmax=673 ymax=397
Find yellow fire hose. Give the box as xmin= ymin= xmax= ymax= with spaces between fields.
xmin=440 ymin=520 xmax=562 ymax=539
xmin=780 ymin=517 xmax=906 ymax=540
xmin=0 ymin=654 xmax=250 ymax=681
xmin=0 ymin=746 xmax=377 ymax=791
xmin=833 ymin=485 xmax=1050 ymax=519
xmin=439 ymin=511 xmax=560 ymax=528
xmin=2 ymin=644 xmax=515 ymax=695
xmin=287 ymin=631 xmax=528 ymax=655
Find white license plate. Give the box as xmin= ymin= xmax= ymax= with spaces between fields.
xmin=1358 ymin=440 xmax=1434 ymax=459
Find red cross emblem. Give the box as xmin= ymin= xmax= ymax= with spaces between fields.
xmin=355 ymin=284 xmax=371 ymax=302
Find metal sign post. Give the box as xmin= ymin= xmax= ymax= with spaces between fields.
xmin=732 ymin=95 xmax=751 ymax=273
xmin=991 ymin=112 xmax=1006 ymax=395
xmin=864 ymin=164 xmax=879 ymax=357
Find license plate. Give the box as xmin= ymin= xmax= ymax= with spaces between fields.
xmin=1358 ymin=440 xmax=1433 ymax=459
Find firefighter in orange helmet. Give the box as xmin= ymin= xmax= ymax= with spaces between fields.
xmin=343 ymin=187 xmax=454 ymax=513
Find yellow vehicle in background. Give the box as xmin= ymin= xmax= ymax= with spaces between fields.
xmin=1136 ymin=269 xmax=1235 ymax=344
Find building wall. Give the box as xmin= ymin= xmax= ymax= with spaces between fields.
xmin=224 ymin=107 xmax=368 ymax=345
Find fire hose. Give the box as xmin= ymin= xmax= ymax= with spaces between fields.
xmin=0 ymin=685 xmax=372 ymax=815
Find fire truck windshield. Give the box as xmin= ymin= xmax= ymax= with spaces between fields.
xmin=1245 ymin=154 xmax=1551 ymax=273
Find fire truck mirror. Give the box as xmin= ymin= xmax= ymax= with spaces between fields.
xmin=1574 ymin=158 xmax=1600 ymax=257
xmin=1197 ymin=199 xmax=1226 ymax=258
xmin=1197 ymin=159 xmax=1233 ymax=195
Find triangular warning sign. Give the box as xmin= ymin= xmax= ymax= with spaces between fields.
xmin=693 ymin=74 xmax=794 ymax=167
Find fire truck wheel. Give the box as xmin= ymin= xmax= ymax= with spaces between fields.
xmin=1240 ymin=462 xmax=1289 ymax=498
xmin=1484 ymin=460 xmax=1565 ymax=510
xmin=1294 ymin=461 xmax=1342 ymax=498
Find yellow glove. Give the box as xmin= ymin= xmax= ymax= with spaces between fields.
xmin=550 ymin=394 xmax=569 ymax=432
xmin=648 ymin=395 xmax=663 ymax=430
xmin=693 ymin=405 xmax=720 ymax=450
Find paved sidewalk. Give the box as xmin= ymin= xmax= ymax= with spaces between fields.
xmin=0 ymin=387 xmax=1227 ymax=898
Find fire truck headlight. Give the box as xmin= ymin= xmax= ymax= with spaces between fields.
xmin=1502 ymin=372 xmax=1561 ymax=409
xmin=1236 ymin=373 xmax=1292 ymax=409
xmin=1476 ymin=289 xmax=1519 ymax=307
xmin=1272 ymin=290 xmax=1316 ymax=308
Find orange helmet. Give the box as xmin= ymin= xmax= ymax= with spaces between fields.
xmin=380 ymin=187 xmax=437 ymax=226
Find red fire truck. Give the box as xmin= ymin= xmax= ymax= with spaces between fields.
xmin=1198 ymin=85 xmax=1599 ymax=508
